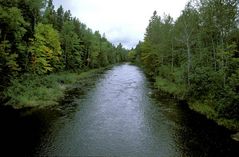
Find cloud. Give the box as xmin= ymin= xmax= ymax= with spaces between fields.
xmin=53 ymin=0 xmax=189 ymax=49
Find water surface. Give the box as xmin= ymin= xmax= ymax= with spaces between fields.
xmin=0 ymin=64 xmax=238 ymax=156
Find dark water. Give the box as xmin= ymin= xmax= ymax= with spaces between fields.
xmin=1 ymin=64 xmax=239 ymax=156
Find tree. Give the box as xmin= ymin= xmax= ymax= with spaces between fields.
xmin=18 ymin=0 xmax=45 ymax=37
xmin=63 ymin=10 xmax=72 ymax=22
xmin=56 ymin=5 xmax=64 ymax=31
xmin=175 ymin=3 xmax=199 ymax=86
xmin=140 ymin=11 xmax=160 ymax=76
xmin=61 ymin=21 xmax=82 ymax=70
xmin=42 ymin=0 xmax=56 ymax=25
xmin=134 ymin=0 xmax=239 ymax=121
xmin=28 ymin=23 xmax=62 ymax=74
xmin=0 ymin=6 xmax=28 ymax=83
xmin=98 ymin=37 xmax=109 ymax=67
xmin=0 ymin=0 xmax=128 ymax=104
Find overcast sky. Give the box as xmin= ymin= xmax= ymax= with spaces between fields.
xmin=53 ymin=0 xmax=189 ymax=49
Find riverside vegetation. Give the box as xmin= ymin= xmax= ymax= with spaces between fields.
xmin=128 ymin=0 xmax=239 ymax=130
xmin=4 ymin=67 xmax=110 ymax=109
xmin=1 ymin=0 xmax=239 ymax=132
xmin=0 ymin=0 xmax=128 ymax=108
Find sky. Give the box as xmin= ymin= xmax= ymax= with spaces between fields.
xmin=53 ymin=0 xmax=189 ymax=49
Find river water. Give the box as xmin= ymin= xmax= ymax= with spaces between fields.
xmin=0 ymin=63 xmax=239 ymax=156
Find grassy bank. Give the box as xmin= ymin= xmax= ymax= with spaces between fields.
xmin=3 ymin=67 xmax=108 ymax=109
xmin=155 ymin=76 xmax=186 ymax=99
xmin=155 ymin=76 xmax=239 ymax=131
xmin=189 ymin=102 xmax=239 ymax=131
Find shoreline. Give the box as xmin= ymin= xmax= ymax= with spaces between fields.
xmin=3 ymin=66 xmax=112 ymax=110
xmin=152 ymin=76 xmax=239 ymax=135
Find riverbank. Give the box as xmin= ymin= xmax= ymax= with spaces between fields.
xmin=154 ymin=76 xmax=239 ymax=132
xmin=3 ymin=67 xmax=111 ymax=109
xmin=189 ymin=101 xmax=239 ymax=131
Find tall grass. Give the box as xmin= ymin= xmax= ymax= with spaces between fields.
xmin=155 ymin=77 xmax=186 ymax=99
xmin=4 ymin=68 xmax=104 ymax=109
xmin=189 ymin=102 xmax=239 ymax=131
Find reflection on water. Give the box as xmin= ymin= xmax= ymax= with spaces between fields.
xmin=0 ymin=64 xmax=239 ymax=156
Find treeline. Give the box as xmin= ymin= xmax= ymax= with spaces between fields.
xmin=130 ymin=0 xmax=239 ymax=122
xmin=0 ymin=0 xmax=128 ymax=93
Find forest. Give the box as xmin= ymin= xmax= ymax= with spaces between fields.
xmin=129 ymin=0 xmax=239 ymax=129
xmin=0 ymin=0 xmax=239 ymax=130
xmin=0 ymin=0 xmax=128 ymax=108
xmin=1 ymin=0 xmax=239 ymax=155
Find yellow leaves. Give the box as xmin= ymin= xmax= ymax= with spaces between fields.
xmin=44 ymin=46 xmax=53 ymax=58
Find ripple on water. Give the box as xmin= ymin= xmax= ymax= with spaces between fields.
xmin=4 ymin=64 xmax=238 ymax=156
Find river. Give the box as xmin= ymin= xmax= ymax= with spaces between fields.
xmin=0 ymin=63 xmax=239 ymax=156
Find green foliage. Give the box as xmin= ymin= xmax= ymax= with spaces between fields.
xmin=0 ymin=41 xmax=20 ymax=75
xmin=42 ymin=0 xmax=55 ymax=25
xmin=189 ymin=101 xmax=239 ymax=131
xmin=28 ymin=23 xmax=62 ymax=74
xmin=4 ymin=67 xmax=109 ymax=109
xmin=134 ymin=0 xmax=239 ymax=122
xmin=155 ymin=77 xmax=186 ymax=98
xmin=0 ymin=0 xmax=128 ymax=108
xmin=61 ymin=21 xmax=82 ymax=70
xmin=4 ymin=74 xmax=63 ymax=108
xmin=0 ymin=6 xmax=28 ymax=40
xmin=140 ymin=41 xmax=158 ymax=76
xmin=217 ymin=70 xmax=239 ymax=119
xmin=188 ymin=66 xmax=224 ymax=99
xmin=3 ymin=72 xmax=81 ymax=108
xmin=128 ymin=50 xmax=137 ymax=62
xmin=0 ymin=5 xmax=28 ymax=81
